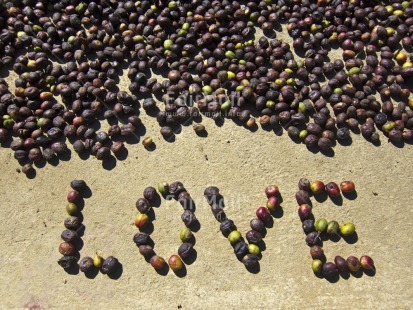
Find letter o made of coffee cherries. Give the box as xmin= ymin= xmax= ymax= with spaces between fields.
xmin=133 ymin=181 xmax=198 ymax=275
xmin=296 ymin=179 xmax=375 ymax=281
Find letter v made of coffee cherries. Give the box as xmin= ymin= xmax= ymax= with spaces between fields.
xmin=203 ymin=185 xmax=283 ymax=273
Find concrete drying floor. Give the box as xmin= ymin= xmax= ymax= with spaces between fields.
xmin=0 ymin=29 xmax=412 ymax=309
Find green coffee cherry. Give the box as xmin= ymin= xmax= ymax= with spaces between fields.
xmin=298 ymin=102 xmax=306 ymax=113
xmin=221 ymin=101 xmax=232 ymax=111
xmin=299 ymin=130 xmax=308 ymax=140
xmin=168 ymin=1 xmax=178 ymax=9
xmin=340 ymin=222 xmax=356 ymax=236
xmin=326 ymin=221 xmax=340 ymax=235
xmin=228 ymin=230 xmax=242 ymax=244
xmin=266 ymin=100 xmax=275 ymax=109
xmin=348 ymin=67 xmax=361 ymax=75
xmin=312 ymin=259 xmax=323 ymax=273
xmin=180 ymin=228 xmax=193 ymax=242
xmin=248 ymin=244 xmax=260 ymax=255
xmin=93 ymin=254 xmax=104 ymax=268
xmin=382 ymin=121 xmax=395 ymax=133
xmin=157 ymin=182 xmax=169 ymax=196
xmin=227 ymin=71 xmax=235 ymax=79
xmin=75 ymin=2 xmax=87 ymax=14
xmin=164 ymin=39 xmax=173 ymax=50
xmin=202 ymin=85 xmax=213 ymax=94
xmin=3 ymin=119 xmax=14 ymax=129
xmin=66 ymin=203 xmax=78 ymax=216
xmin=315 ymin=218 xmax=328 ymax=233
xmin=225 ymin=51 xmax=235 ymax=59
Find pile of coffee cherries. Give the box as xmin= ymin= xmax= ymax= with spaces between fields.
xmin=1 ymin=0 xmax=413 ymax=177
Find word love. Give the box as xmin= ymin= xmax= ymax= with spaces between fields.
xmin=56 ymin=179 xmax=375 ymax=279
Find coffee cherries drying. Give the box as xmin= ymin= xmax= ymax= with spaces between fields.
xmin=79 ymin=257 xmax=94 ymax=273
xmin=310 ymin=181 xmax=325 ymax=195
xmin=297 ymin=178 xmax=374 ymax=280
xmin=58 ymin=180 xmax=88 ymax=270
xmin=1 ymin=0 xmax=412 ymax=180
xmin=150 ymin=256 xmax=166 ymax=270
xmin=204 ymin=185 xmax=281 ymax=271
xmin=168 ymin=255 xmax=184 ymax=272
xmin=134 ymin=182 xmax=196 ymax=275
xmin=322 ymin=262 xmax=338 ymax=278
xmin=256 ymin=207 xmax=272 ymax=223
xmin=299 ymin=179 xmax=357 ymax=202
xmin=58 ymin=181 xmax=120 ymax=277
xmin=340 ymin=181 xmax=355 ymax=194
xmin=340 ymin=223 xmax=356 ymax=236
xmin=360 ymin=256 xmax=375 ymax=271
xmin=325 ymin=182 xmax=340 ymax=197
